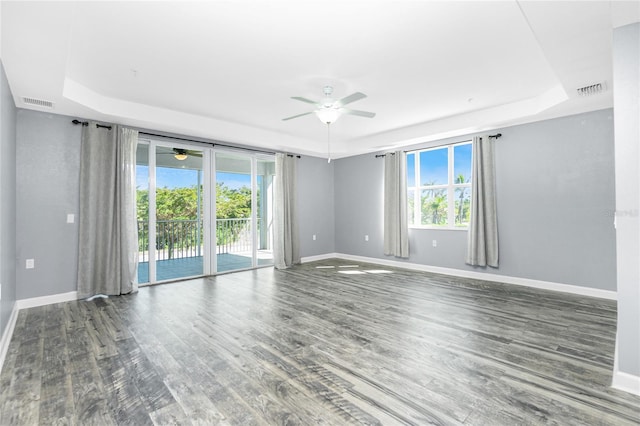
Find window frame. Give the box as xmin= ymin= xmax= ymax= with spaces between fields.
xmin=407 ymin=140 xmax=473 ymax=230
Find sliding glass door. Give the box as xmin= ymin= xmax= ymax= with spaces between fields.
xmin=214 ymin=153 xmax=274 ymax=272
xmin=137 ymin=140 xmax=273 ymax=282
xmin=215 ymin=153 xmax=252 ymax=272
xmin=137 ymin=141 xmax=208 ymax=283
xmin=154 ymin=146 xmax=205 ymax=281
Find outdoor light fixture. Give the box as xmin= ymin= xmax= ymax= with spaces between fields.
xmin=174 ymin=150 xmax=188 ymax=161
xmin=173 ymin=148 xmax=188 ymax=161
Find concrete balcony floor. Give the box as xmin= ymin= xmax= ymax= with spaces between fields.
xmin=138 ymin=251 xmax=273 ymax=283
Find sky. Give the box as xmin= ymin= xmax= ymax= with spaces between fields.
xmin=136 ymin=166 xmax=251 ymax=190
xmin=407 ymin=143 xmax=472 ymax=187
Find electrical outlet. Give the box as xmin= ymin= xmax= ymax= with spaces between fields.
xmin=432 ymin=240 xmax=437 ymax=247
xmin=365 ymin=235 xmax=369 ymax=242
xmin=26 ymin=259 xmax=35 ymax=269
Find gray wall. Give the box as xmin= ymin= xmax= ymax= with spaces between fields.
xmin=0 ymin=60 xmax=17 ymax=337
xmin=14 ymin=109 xmax=336 ymax=297
xmin=334 ymin=154 xmax=384 ymax=258
xmin=613 ymin=22 xmax=640 ymax=377
xmin=298 ymin=156 xmax=335 ymax=257
xmin=16 ymin=110 xmax=81 ymax=299
xmin=335 ymin=109 xmax=617 ymax=291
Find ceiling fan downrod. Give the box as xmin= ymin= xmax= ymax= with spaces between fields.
xmin=327 ymin=123 xmax=331 ymax=163
xmin=327 ymin=123 xmax=331 ymax=164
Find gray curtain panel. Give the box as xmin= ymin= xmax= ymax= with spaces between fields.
xmin=273 ymin=153 xmax=300 ymax=269
xmin=77 ymin=124 xmax=139 ymax=298
xmin=466 ymin=135 xmax=499 ymax=267
xmin=383 ymin=151 xmax=409 ymax=258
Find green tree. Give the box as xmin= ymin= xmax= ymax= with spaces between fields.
xmin=136 ymin=182 xmax=255 ymax=253
xmin=215 ymin=182 xmax=252 ymax=245
xmin=215 ymin=183 xmax=251 ymax=219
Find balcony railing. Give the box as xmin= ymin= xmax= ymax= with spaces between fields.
xmin=138 ymin=218 xmax=263 ymax=262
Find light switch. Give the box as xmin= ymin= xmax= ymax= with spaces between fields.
xmin=67 ymin=214 xmax=75 ymax=224
xmin=26 ymin=259 xmax=35 ymax=269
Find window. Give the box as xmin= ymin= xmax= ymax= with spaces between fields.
xmin=407 ymin=141 xmax=472 ymax=228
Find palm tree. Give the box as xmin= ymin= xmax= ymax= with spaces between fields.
xmin=430 ymin=194 xmax=447 ymax=224
xmin=455 ymin=174 xmax=468 ymax=224
xmin=421 ymin=190 xmax=447 ymax=225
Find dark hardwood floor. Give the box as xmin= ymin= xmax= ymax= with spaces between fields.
xmin=1 ymin=259 xmax=639 ymax=425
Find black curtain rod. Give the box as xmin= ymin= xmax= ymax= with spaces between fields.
xmin=376 ymin=133 xmax=503 ymax=158
xmin=71 ymin=119 xmax=112 ymax=130
xmin=70 ymin=121 xmax=300 ymax=157
xmin=139 ymin=131 xmax=300 ymax=157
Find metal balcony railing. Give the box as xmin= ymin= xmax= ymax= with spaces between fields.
xmin=138 ymin=217 xmax=263 ymax=262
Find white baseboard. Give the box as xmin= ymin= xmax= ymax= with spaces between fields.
xmin=612 ymin=370 xmax=640 ymax=396
xmin=305 ymin=252 xmax=616 ymax=300
xmin=0 ymin=291 xmax=78 ymax=374
xmin=301 ymin=253 xmax=339 ymax=263
xmin=612 ymin=334 xmax=640 ymax=396
xmin=15 ymin=291 xmax=78 ymax=310
xmin=0 ymin=302 xmax=19 ymax=374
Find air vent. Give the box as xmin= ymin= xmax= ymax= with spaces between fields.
xmin=576 ymin=82 xmax=606 ymax=97
xmin=22 ymin=97 xmax=54 ymax=109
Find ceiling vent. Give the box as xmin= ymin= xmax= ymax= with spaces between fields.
xmin=22 ymin=97 xmax=54 ymax=109
xmin=576 ymin=82 xmax=606 ymax=97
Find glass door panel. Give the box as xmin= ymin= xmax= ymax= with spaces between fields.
xmin=136 ymin=143 xmax=150 ymax=284
xmin=215 ymin=153 xmax=253 ymax=272
xmin=256 ymin=158 xmax=275 ymax=266
xmin=155 ymin=145 xmax=204 ymax=281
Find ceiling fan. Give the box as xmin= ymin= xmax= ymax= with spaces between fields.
xmin=158 ymin=148 xmax=203 ymax=161
xmin=283 ymin=86 xmax=375 ymax=162
xmin=282 ymin=85 xmax=376 ymax=124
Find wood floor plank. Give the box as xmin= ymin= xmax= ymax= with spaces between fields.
xmin=38 ymin=304 xmax=75 ymax=425
xmin=1 ymin=259 xmax=639 ymax=425
xmin=2 ymin=308 xmax=46 ymax=425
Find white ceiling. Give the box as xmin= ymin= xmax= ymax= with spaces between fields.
xmin=1 ymin=1 xmax=638 ymax=159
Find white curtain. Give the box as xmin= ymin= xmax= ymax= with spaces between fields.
xmin=466 ymin=135 xmax=499 ymax=267
xmin=77 ymin=124 xmax=139 ymax=298
xmin=273 ymin=153 xmax=300 ymax=269
xmin=384 ymin=151 xmax=409 ymax=258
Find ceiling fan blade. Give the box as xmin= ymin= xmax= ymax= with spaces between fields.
xmin=336 ymin=92 xmax=366 ymax=107
xmin=291 ymin=96 xmax=320 ymax=106
xmin=282 ymin=111 xmax=313 ymax=121
xmin=342 ymin=108 xmax=376 ymax=118
xmin=186 ymin=150 xmax=203 ymax=157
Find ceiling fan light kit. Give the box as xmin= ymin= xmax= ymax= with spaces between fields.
xmin=315 ymin=108 xmax=341 ymax=124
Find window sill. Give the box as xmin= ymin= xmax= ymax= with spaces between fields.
xmin=409 ymin=226 xmax=469 ymax=231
